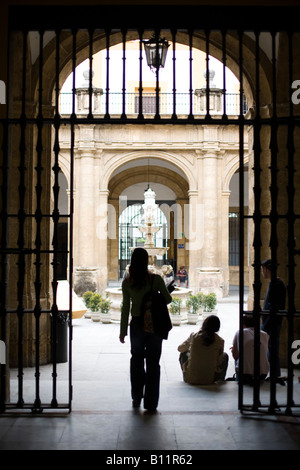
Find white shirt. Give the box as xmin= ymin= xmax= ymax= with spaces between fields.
xmin=232 ymin=328 xmax=269 ymax=375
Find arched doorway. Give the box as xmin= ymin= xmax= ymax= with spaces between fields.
xmin=228 ymin=165 xmax=249 ymax=287
xmin=118 ymin=192 xmax=169 ymax=279
xmin=107 ymin=157 xmax=190 ymax=287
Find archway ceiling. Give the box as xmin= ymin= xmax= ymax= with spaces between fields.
xmin=41 ymin=28 xmax=270 ymax=106
xmin=56 ymin=29 xmax=257 ymax=97
xmin=108 ymin=163 xmax=189 ymax=200
xmin=111 ymin=157 xmax=187 ymax=181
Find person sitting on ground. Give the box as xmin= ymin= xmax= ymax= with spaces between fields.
xmin=178 ymin=315 xmax=228 ymax=385
xmin=231 ymin=314 xmax=269 ymax=385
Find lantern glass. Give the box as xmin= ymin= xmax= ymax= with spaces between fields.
xmin=143 ymin=37 xmax=169 ymax=70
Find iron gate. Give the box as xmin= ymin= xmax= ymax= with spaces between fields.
xmin=0 ymin=4 xmax=300 ymax=414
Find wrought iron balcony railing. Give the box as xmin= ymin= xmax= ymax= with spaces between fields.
xmin=59 ymin=91 xmax=247 ymax=117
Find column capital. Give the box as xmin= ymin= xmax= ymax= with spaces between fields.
xmin=99 ymin=189 xmax=110 ymax=197
xmin=188 ymin=189 xmax=198 ymax=198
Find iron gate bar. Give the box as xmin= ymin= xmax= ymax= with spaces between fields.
xmin=105 ymin=29 xmax=110 ymax=120
xmin=188 ymin=29 xmax=193 ymax=121
xmin=16 ymin=29 xmax=27 ymax=409
xmin=171 ymin=29 xmax=176 ymax=120
xmin=286 ymin=30 xmax=296 ymax=415
xmin=268 ymin=30 xmax=279 ymax=413
xmin=138 ymin=29 xmax=144 ymax=121
xmin=252 ymin=30 xmax=263 ymax=412
xmin=221 ymin=30 xmax=227 ymax=121
xmin=67 ymin=27 xmax=78 ymax=412
xmin=0 ymin=119 xmax=8 ymax=414
xmin=238 ymin=29 xmax=245 ymax=413
xmin=121 ymin=29 xmax=127 ymax=120
xmin=205 ymin=30 xmax=211 ymax=120
xmin=50 ymin=28 xmax=61 ymax=409
xmin=32 ymin=29 xmax=44 ymax=413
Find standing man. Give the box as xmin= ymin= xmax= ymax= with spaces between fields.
xmin=261 ymin=259 xmax=286 ymax=384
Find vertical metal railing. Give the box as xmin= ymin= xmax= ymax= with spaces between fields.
xmin=252 ymin=30 xmax=262 ymax=412
xmin=239 ymin=30 xmax=300 ymax=416
xmin=286 ymin=30 xmax=296 ymax=416
xmin=238 ymin=30 xmax=245 ymax=413
xmin=0 ymin=112 xmax=8 ymax=414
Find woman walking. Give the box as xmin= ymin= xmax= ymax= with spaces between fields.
xmin=120 ymin=247 xmax=173 ymax=413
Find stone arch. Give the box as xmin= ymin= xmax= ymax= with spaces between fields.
xmin=103 ymin=150 xmax=196 ymax=193
xmin=22 ymin=27 xmax=269 ymax=116
xmin=48 ymin=29 xmax=267 ymax=109
xmin=223 ymin=152 xmax=249 ymax=193
xmin=109 ymin=165 xmax=188 ymax=201
xmin=58 ymin=152 xmax=71 ymax=186
xmin=107 ymin=158 xmax=190 ymax=282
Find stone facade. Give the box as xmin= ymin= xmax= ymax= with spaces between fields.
xmin=58 ymin=120 xmax=248 ymax=297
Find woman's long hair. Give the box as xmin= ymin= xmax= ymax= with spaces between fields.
xmin=201 ymin=315 xmax=220 ymax=346
xmin=128 ymin=247 xmax=151 ymax=288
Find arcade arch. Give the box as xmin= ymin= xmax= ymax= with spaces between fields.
xmin=48 ymin=29 xmax=271 ymax=112
xmin=106 ymin=158 xmax=190 ymax=283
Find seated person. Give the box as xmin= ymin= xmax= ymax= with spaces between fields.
xmin=176 ymin=266 xmax=188 ymax=287
xmin=178 ymin=315 xmax=228 ymax=385
xmin=231 ymin=314 xmax=269 ymax=384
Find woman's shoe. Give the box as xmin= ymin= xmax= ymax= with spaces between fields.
xmin=144 ymin=408 xmax=157 ymax=415
xmin=132 ymin=399 xmax=141 ymax=408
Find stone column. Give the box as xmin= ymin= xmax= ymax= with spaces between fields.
xmin=186 ymin=189 xmax=202 ymax=293
xmin=107 ymin=197 xmax=119 ymax=282
xmin=73 ymin=140 xmax=100 ymax=294
xmin=221 ymin=190 xmax=230 ymax=296
xmin=96 ymin=189 xmax=110 ymax=293
xmin=198 ymin=145 xmax=225 ymax=297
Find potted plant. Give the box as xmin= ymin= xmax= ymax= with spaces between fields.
xmin=196 ymin=291 xmax=205 ymax=313
xmin=82 ymin=291 xmax=94 ymax=318
xmin=99 ymin=295 xmax=112 ymax=323
xmin=186 ymin=294 xmax=201 ymax=324
xmin=169 ymin=297 xmax=182 ymax=326
xmin=203 ymin=292 xmax=217 ymax=319
xmin=89 ymin=292 xmax=103 ymax=322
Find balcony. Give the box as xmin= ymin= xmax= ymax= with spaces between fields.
xmin=59 ymin=91 xmax=247 ymax=118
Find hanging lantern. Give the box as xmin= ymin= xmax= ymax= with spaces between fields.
xmin=143 ymin=35 xmax=170 ymax=71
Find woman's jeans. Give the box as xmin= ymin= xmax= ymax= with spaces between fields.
xmin=130 ymin=317 xmax=163 ymax=410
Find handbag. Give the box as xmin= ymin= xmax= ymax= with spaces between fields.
xmin=141 ymin=275 xmax=173 ymax=339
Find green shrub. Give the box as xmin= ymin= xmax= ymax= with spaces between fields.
xmin=169 ymin=297 xmax=182 ymax=315
xmin=196 ymin=291 xmax=205 ymax=308
xmin=82 ymin=291 xmax=94 ymax=308
xmin=99 ymin=296 xmax=112 ymax=314
xmin=186 ymin=294 xmax=200 ymax=314
xmin=203 ymin=293 xmax=217 ymax=312
xmin=89 ymin=293 xmax=103 ymax=312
